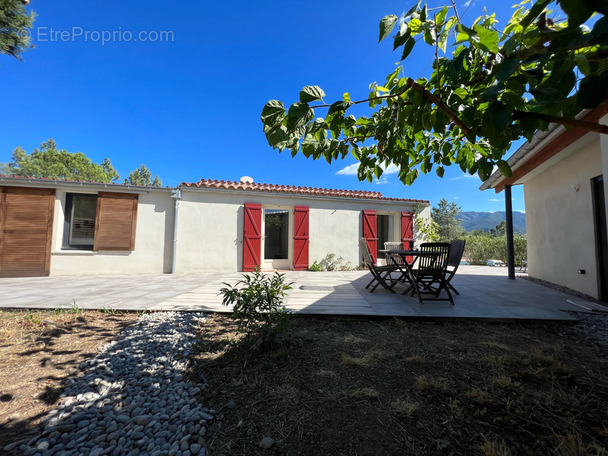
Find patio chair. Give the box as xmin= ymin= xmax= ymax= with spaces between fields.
xmin=384 ymin=241 xmax=403 ymax=265
xmin=445 ymin=239 xmax=466 ymax=295
xmin=409 ymin=242 xmax=454 ymax=305
xmin=359 ymin=238 xmax=398 ymax=293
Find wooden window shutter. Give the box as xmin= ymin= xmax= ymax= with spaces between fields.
xmin=293 ymin=206 xmax=309 ymax=271
xmin=362 ymin=210 xmax=377 ymax=265
xmin=243 ymin=203 xmax=262 ymax=271
xmin=93 ymin=192 xmax=138 ymax=251
xmin=401 ymin=211 xmax=414 ymax=249
xmin=0 ymin=187 xmax=55 ymax=277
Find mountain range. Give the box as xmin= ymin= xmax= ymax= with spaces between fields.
xmin=459 ymin=211 xmax=526 ymax=233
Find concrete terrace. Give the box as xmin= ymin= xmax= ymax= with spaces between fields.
xmin=0 ymin=266 xmax=602 ymax=321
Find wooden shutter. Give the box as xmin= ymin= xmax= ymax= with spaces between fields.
xmin=401 ymin=211 xmax=414 ymax=249
xmin=243 ymin=202 xmax=262 ymax=271
xmin=293 ymin=206 xmax=309 ymax=271
xmin=401 ymin=211 xmax=414 ymax=263
xmin=0 ymin=187 xmax=55 ymax=277
xmin=93 ymin=192 xmax=138 ymax=251
xmin=362 ymin=210 xmax=377 ymax=265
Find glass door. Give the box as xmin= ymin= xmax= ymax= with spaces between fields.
xmin=263 ymin=208 xmax=290 ymax=269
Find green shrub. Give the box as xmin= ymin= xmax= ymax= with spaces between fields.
xmin=220 ymin=270 xmax=293 ymax=350
xmin=319 ymin=253 xmax=352 ymax=271
xmin=309 ymin=261 xmax=323 ymax=272
xmin=463 ymin=233 xmax=527 ymax=266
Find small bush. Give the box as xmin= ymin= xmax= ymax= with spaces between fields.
xmin=316 ymin=253 xmax=352 ymax=271
xmin=309 ymin=261 xmax=323 ymax=272
xmin=220 ymin=269 xmax=293 ymax=351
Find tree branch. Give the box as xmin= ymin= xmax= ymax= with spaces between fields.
xmin=407 ymin=78 xmax=473 ymax=135
xmin=513 ymin=110 xmax=608 ymax=135
xmin=312 ymin=78 xmax=473 ymax=136
xmin=310 ymin=82 xmax=414 ymax=109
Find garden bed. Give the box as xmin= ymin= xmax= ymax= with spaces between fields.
xmin=194 ymin=315 xmax=608 ymax=456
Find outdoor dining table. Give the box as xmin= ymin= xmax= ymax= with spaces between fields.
xmin=380 ymin=249 xmax=421 ymax=295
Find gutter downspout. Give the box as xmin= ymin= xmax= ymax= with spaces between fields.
xmin=505 ymin=185 xmax=515 ymax=280
xmin=170 ymin=189 xmax=182 ymax=274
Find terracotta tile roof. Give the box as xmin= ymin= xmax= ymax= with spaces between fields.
xmin=180 ymin=179 xmax=428 ymax=203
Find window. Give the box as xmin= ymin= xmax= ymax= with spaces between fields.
xmin=63 ymin=192 xmax=138 ymax=251
xmin=63 ymin=193 xmax=97 ymax=249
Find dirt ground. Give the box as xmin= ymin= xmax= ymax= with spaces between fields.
xmin=1 ymin=308 xmax=607 ymax=456
xmin=194 ymin=315 xmax=608 ymax=456
xmin=0 ymin=309 xmax=138 ymax=449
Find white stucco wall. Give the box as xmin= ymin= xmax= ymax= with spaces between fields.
xmin=524 ymin=138 xmax=603 ymax=298
xmin=50 ymin=189 xmax=173 ymax=275
xmin=175 ymin=189 xmax=425 ymax=272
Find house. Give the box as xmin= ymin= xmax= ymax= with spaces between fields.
xmin=480 ymin=104 xmax=608 ymax=302
xmin=0 ymin=176 xmax=429 ymax=277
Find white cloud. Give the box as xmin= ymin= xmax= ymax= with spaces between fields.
xmin=375 ymin=178 xmax=390 ymax=185
xmin=453 ymin=196 xmax=459 ymax=200
xmin=336 ymin=164 xmax=358 ymax=176
xmin=464 ymin=0 xmax=474 ymax=7
xmin=448 ymin=173 xmax=477 ymax=181
xmin=490 ymin=198 xmax=503 ymax=202
xmin=336 ymin=163 xmax=400 ymax=177
xmin=383 ymin=163 xmax=399 ymax=175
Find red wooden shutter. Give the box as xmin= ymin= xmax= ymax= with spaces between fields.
xmin=293 ymin=206 xmax=309 ymax=271
xmin=362 ymin=210 xmax=377 ymax=265
xmin=93 ymin=193 xmax=138 ymax=251
xmin=401 ymin=211 xmax=414 ymax=263
xmin=401 ymin=211 xmax=414 ymax=249
xmin=243 ymin=203 xmax=262 ymax=271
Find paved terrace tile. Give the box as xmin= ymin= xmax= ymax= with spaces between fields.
xmin=0 ymin=266 xmax=596 ymax=321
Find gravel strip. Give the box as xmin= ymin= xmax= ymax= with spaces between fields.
xmin=6 ymin=312 xmax=209 ymax=456
xmin=559 ymin=311 xmax=608 ymax=358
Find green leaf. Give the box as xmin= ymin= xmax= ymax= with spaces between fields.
xmin=400 ymin=36 xmax=416 ymax=60
xmin=435 ymin=6 xmax=448 ymax=26
xmin=435 ymin=166 xmax=444 ymax=178
xmin=379 ymin=15 xmax=398 ymax=43
xmin=260 ymin=100 xmax=285 ymax=126
xmin=520 ymin=0 xmax=551 ymax=28
xmin=497 ymin=160 xmax=512 ymax=178
xmin=473 ymin=25 xmax=499 ymax=53
xmin=559 ymin=0 xmax=593 ymax=27
xmin=286 ymin=102 xmax=314 ymax=130
xmin=328 ymin=101 xmax=352 ymax=115
xmin=578 ymin=74 xmax=608 ymax=109
xmin=299 ymin=86 xmax=326 ymax=103
xmin=495 ymin=55 xmax=518 ymax=82
xmin=583 ymin=0 xmax=608 ymax=15
xmin=393 ymin=22 xmax=411 ymax=50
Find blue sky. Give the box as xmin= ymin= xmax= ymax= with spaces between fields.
xmin=0 ymin=0 xmax=525 ymax=212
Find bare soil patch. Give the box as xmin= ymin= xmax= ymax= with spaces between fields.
xmin=193 ymin=315 xmax=608 ymax=456
xmin=0 ymin=309 xmax=138 ymax=449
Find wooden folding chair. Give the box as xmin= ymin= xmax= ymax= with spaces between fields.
xmin=445 ymin=239 xmax=466 ymax=295
xmin=359 ymin=238 xmax=398 ymax=293
xmin=409 ymin=242 xmax=454 ymax=305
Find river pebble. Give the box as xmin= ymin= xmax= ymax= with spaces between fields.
xmin=8 ymin=312 xmax=208 ymax=456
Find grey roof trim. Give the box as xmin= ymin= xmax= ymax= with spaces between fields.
xmin=0 ymin=176 xmax=172 ymax=195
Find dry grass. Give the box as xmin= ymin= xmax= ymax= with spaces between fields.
xmin=348 ymin=387 xmax=380 ymax=400
xmin=341 ymin=350 xmax=383 ymax=367
xmin=389 ymin=399 xmax=419 ymax=418
xmin=342 ymin=333 xmax=367 ymax=344
xmin=194 ymin=316 xmax=608 ymax=456
xmin=481 ymin=440 xmax=512 ymax=456
xmin=465 ymin=388 xmax=491 ymax=404
xmin=0 ymin=309 xmax=138 ymax=449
